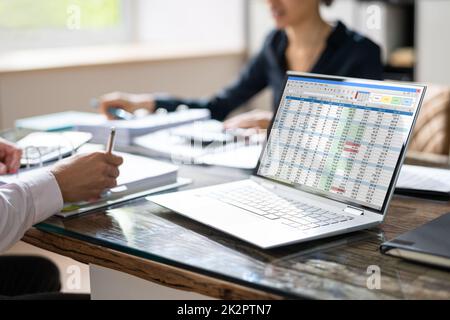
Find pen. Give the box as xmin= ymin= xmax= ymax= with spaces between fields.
xmin=108 ymin=107 xmax=136 ymax=120
xmin=106 ymin=127 xmax=116 ymax=154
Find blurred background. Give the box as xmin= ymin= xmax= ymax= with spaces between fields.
xmin=0 ymin=0 xmax=449 ymax=131
xmin=1 ymin=0 xmax=450 ymax=295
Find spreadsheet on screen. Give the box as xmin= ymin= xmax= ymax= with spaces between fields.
xmin=258 ymin=76 xmax=423 ymax=211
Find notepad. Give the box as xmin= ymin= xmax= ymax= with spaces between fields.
xmin=395 ymin=164 xmax=450 ymax=199
xmin=0 ymin=152 xmax=189 ymax=217
xmin=109 ymin=153 xmax=178 ymax=195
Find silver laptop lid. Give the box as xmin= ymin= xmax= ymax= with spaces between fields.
xmin=256 ymin=72 xmax=426 ymax=214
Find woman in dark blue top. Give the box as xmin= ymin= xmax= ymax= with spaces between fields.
xmin=99 ymin=0 xmax=383 ymax=129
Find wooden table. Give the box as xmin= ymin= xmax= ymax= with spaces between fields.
xmin=21 ymin=162 xmax=450 ymax=300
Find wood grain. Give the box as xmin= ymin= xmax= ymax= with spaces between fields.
xmin=22 ymin=164 xmax=450 ymax=300
xmin=23 ymin=228 xmax=281 ymax=300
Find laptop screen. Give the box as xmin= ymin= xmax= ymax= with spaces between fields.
xmin=258 ymin=73 xmax=425 ymax=212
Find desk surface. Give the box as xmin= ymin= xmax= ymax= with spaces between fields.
xmin=23 ymin=163 xmax=450 ymax=300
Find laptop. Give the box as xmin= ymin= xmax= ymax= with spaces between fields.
xmin=149 ymin=72 xmax=426 ymax=248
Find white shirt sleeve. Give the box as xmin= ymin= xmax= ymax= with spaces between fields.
xmin=0 ymin=170 xmax=63 ymax=253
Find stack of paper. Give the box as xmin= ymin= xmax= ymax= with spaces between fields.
xmin=133 ymin=120 xmax=264 ymax=169
xmin=76 ymin=109 xmax=211 ymax=147
xmin=0 ymin=152 xmax=188 ymax=217
xmin=15 ymin=111 xmax=104 ymax=132
xmin=396 ymin=164 xmax=450 ymax=199
xmin=109 ymin=153 xmax=178 ymax=195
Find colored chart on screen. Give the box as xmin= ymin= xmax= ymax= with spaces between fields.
xmin=259 ymin=76 xmax=423 ymax=210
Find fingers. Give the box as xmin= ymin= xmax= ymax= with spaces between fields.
xmin=99 ymin=155 xmax=120 ymax=187
xmin=237 ymin=128 xmax=258 ymax=137
xmin=86 ymin=177 xmax=117 ymax=201
xmin=0 ymin=145 xmax=7 ymax=175
xmin=0 ymin=142 xmax=22 ymax=174
xmin=0 ymin=163 xmax=7 ymax=175
xmin=104 ymin=153 xmax=123 ymax=166
xmin=93 ymin=154 xmax=120 ymax=188
xmin=99 ymin=92 xmax=136 ymax=120
xmin=224 ymin=113 xmax=257 ymax=129
xmin=52 ymin=151 xmax=122 ymax=203
xmin=105 ymin=164 xmax=120 ymax=178
xmin=238 ymin=120 xmax=258 ymax=129
xmin=223 ymin=117 xmax=244 ymax=129
xmin=4 ymin=148 xmax=22 ymax=174
xmin=223 ymin=120 xmax=236 ymax=129
xmin=100 ymin=91 xmax=124 ymax=102
xmin=224 ymin=110 xmax=273 ymax=130
xmin=226 ymin=118 xmax=257 ymax=129
xmin=103 ymin=177 xmax=118 ymax=189
xmin=90 ymin=151 xmax=123 ymax=166
xmin=99 ymin=100 xmax=128 ymax=120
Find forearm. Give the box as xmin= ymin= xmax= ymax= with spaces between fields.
xmin=154 ymin=95 xmax=234 ymax=120
xmin=0 ymin=171 xmax=63 ymax=253
xmin=154 ymin=84 xmax=265 ymax=121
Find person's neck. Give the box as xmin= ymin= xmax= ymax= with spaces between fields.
xmin=285 ymin=15 xmax=330 ymax=49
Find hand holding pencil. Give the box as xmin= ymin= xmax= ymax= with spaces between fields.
xmin=50 ymin=129 xmax=123 ymax=203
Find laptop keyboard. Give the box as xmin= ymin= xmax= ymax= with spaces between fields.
xmin=203 ymin=184 xmax=354 ymax=231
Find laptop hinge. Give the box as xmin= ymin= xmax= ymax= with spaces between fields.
xmin=344 ymin=206 xmax=364 ymax=216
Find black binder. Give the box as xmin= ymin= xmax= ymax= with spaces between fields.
xmin=380 ymin=212 xmax=450 ymax=269
xmin=394 ymin=187 xmax=450 ymax=201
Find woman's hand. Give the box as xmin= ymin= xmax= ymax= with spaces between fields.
xmin=0 ymin=138 xmax=22 ymax=175
xmin=223 ymin=110 xmax=273 ymax=130
xmin=99 ymin=92 xmax=156 ymax=120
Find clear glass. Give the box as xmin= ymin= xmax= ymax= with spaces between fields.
xmin=36 ymin=164 xmax=450 ymax=299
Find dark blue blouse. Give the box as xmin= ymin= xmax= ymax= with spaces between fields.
xmin=155 ymin=21 xmax=383 ymax=120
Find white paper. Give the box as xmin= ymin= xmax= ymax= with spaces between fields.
xmin=199 ymin=145 xmax=263 ymax=169
xmin=133 ymin=120 xmax=265 ymax=169
xmin=0 ymin=152 xmax=178 ymax=189
xmin=396 ymin=164 xmax=450 ymax=193
xmin=76 ymin=109 xmax=210 ymax=146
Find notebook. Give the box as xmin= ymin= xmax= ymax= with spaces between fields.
xmin=395 ymin=164 xmax=450 ymax=200
xmin=0 ymin=152 xmax=190 ymax=217
xmin=380 ymin=212 xmax=450 ymax=269
xmin=76 ymin=109 xmax=211 ymax=147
